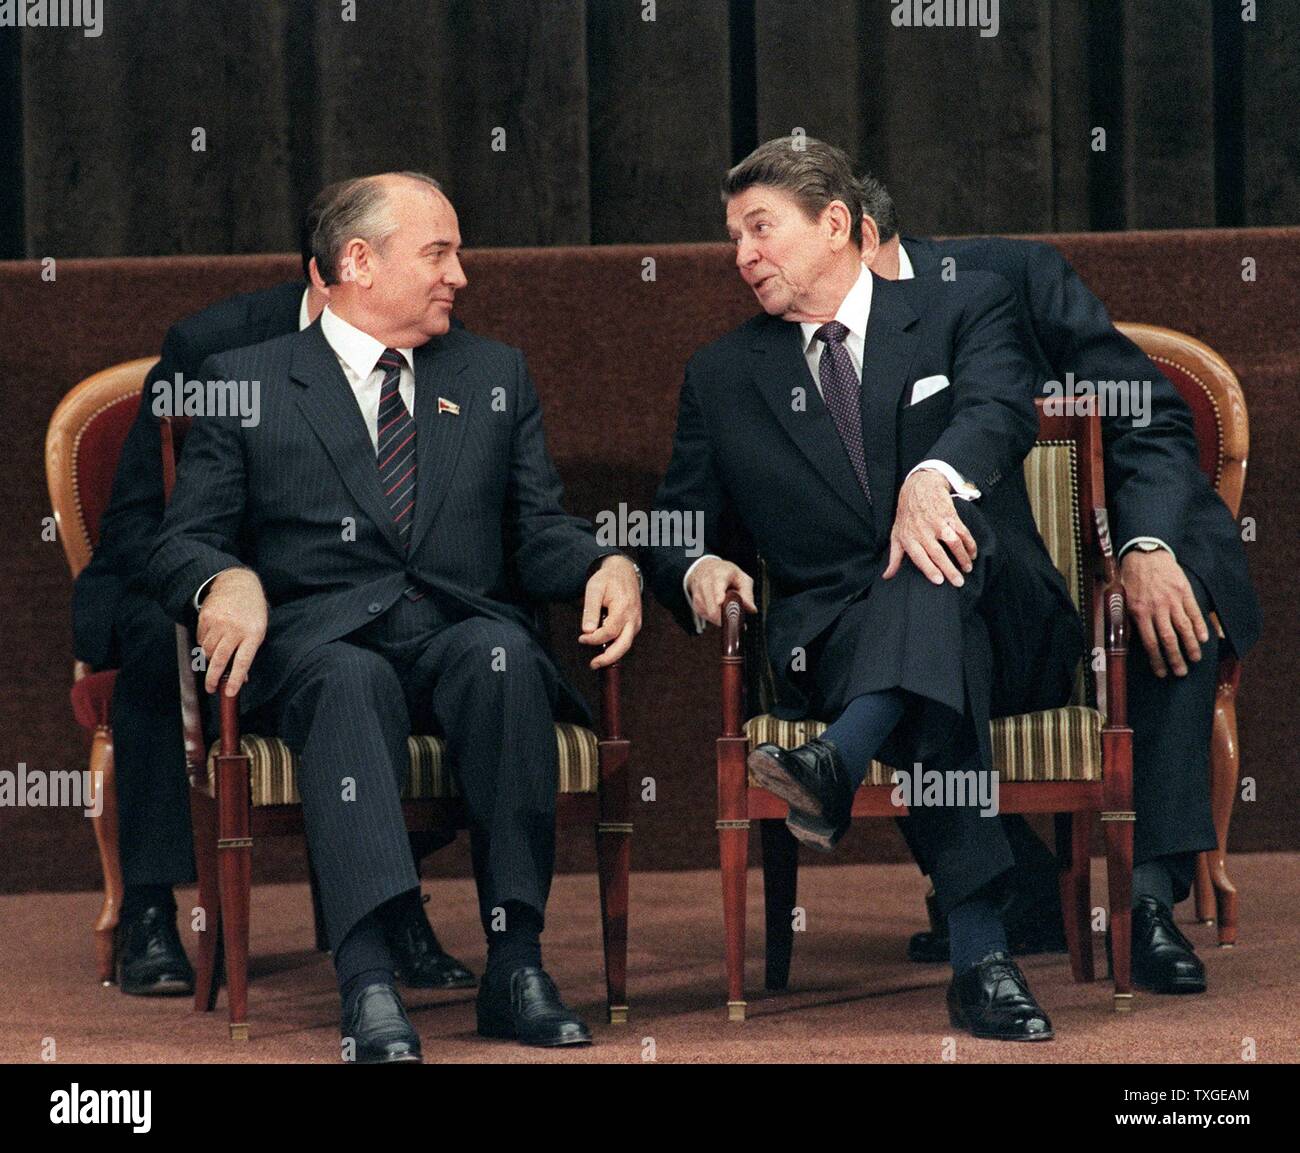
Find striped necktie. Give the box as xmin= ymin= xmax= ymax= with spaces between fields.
xmin=375 ymin=348 xmax=417 ymax=548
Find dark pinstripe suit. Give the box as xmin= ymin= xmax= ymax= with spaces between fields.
xmin=147 ymin=320 xmax=614 ymax=947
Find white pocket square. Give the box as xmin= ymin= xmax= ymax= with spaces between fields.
xmin=910 ymin=374 xmax=951 ymax=405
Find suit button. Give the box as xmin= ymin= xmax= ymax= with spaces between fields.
xmin=367 ymin=602 xmax=383 ymax=614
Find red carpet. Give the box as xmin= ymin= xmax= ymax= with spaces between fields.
xmin=1 ymin=855 xmax=1294 ymax=1064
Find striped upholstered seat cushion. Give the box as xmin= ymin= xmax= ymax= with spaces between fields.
xmin=203 ymin=724 xmax=600 ymax=806
xmin=744 ymin=705 xmax=1102 ymax=785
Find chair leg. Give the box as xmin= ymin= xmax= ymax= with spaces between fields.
xmin=1193 ymin=852 xmax=1215 ymax=924
xmin=215 ymin=749 xmax=252 ymax=1041
xmin=191 ymin=789 xmax=222 ymax=1011
xmin=718 ymin=736 xmax=750 ymax=1021
xmin=87 ymin=727 xmax=123 ymax=986
xmin=1208 ymin=676 xmax=1241 ymax=946
xmin=595 ymin=738 xmax=631 ymax=1024
xmin=307 ymin=851 xmax=330 ymax=954
xmin=760 ymin=818 xmax=798 ymax=992
xmin=1056 ymin=812 xmax=1094 ymax=984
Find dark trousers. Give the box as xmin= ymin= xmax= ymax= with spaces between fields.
xmin=108 ymin=592 xmax=196 ymax=889
xmin=899 ymin=568 xmax=1221 ymax=906
xmin=262 ymin=592 xmax=563 ymax=951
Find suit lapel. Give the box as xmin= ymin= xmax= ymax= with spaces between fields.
xmin=406 ymin=335 xmax=472 ymax=556
xmin=290 ymin=323 xmax=406 ymax=557
xmin=748 ymin=317 xmax=873 ymax=529
xmin=859 ymin=281 xmax=920 ymax=540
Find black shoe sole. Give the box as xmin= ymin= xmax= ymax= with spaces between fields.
xmin=1134 ymin=973 xmax=1207 ymax=995
xmin=476 ymin=1012 xmax=592 ymax=1047
xmin=947 ymin=1006 xmax=1055 ymax=1042
xmin=784 ymin=810 xmax=847 ymax=853
xmin=747 ymin=747 xmax=828 ymax=819
xmin=119 ymin=976 xmax=194 ymax=997
xmin=351 ymin=1050 xmax=424 ymax=1064
xmin=398 ymin=971 xmax=478 ymax=991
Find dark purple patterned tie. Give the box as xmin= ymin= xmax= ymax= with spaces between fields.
xmin=815 ymin=321 xmax=871 ymax=503
xmin=375 ymin=348 xmax=416 ymax=549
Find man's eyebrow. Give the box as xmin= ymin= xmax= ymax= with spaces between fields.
xmin=419 ymin=238 xmax=456 ymax=253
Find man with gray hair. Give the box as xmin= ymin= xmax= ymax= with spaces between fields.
xmin=645 ymin=137 xmax=1082 ymax=1040
xmin=149 ymin=172 xmax=642 ymax=1061
xmin=859 ymin=176 xmax=1260 ymax=997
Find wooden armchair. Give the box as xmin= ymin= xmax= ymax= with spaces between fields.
xmin=715 ymin=397 xmax=1136 ymax=1020
xmin=1116 ymin=323 xmax=1248 ymax=946
xmin=158 ymin=416 xmax=632 ymax=1041
xmin=44 ymin=359 xmax=158 ymax=984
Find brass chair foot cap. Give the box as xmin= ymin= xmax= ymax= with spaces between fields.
xmin=608 ymin=1005 xmax=629 ymax=1025
xmin=229 ymin=1023 xmax=249 ymax=1041
xmin=1113 ymin=993 xmax=1134 ymax=1013
xmin=727 ymin=1000 xmax=747 ymax=1022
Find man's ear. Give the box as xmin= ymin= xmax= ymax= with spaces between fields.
xmin=860 ymin=213 xmax=882 ymax=265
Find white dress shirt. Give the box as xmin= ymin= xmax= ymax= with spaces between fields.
xmin=194 ymin=301 xmax=415 ymax=607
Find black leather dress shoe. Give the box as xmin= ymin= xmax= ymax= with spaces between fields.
xmin=947 ymin=951 xmax=1054 ymax=1041
xmin=747 ymin=737 xmax=852 ymax=851
xmin=387 ymin=896 xmax=476 ymax=989
xmin=1113 ymin=896 xmax=1206 ymax=994
xmin=117 ymin=905 xmax=194 ymax=996
xmin=909 ymin=879 xmax=1068 ymax=963
xmin=341 ymin=984 xmax=423 ymax=1064
xmin=476 ymin=966 xmax=592 ymax=1047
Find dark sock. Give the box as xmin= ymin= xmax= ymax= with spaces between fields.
xmin=820 ymin=689 xmax=907 ymax=789
xmin=947 ymin=888 xmax=1009 ymax=975
xmin=121 ymin=884 xmax=175 ymax=919
xmin=335 ymin=911 xmax=395 ymax=1017
xmin=1133 ymin=860 xmax=1175 ymax=910
xmin=485 ymin=901 xmax=543 ymax=980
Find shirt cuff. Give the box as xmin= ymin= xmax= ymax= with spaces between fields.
xmin=1118 ymin=537 xmax=1176 ymax=562
xmin=193 ymin=573 xmax=220 ymax=611
xmin=907 ymin=460 xmax=980 ymax=501
xmin=683 ymin=554 xmax=721 ymax=633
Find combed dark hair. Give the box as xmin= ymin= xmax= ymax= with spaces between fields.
xmin=309 ymin=171 xmax=444 ymax=285
xmin=858 ymin=171 xmax=899 ymax=243
xmin=722 ymin=137 xmax=863 ymax=245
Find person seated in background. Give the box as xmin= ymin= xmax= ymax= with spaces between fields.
xmin=859 ymin=173 xmax=1261 ymax=994
xmin=72 ymin=194 xmax=474 ymax=998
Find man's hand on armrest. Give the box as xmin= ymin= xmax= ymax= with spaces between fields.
xmin=883 ymin=469 xmax=978 ymax=587
xmin=685 ymin=556 xmax=757 ymax=629
xmin=196 ymin=567 xmax=268 ymax=697
xmin=578 ymin=554 xmax=643 ymax=670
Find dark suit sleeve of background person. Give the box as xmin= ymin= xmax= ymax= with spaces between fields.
xmin=503 ymin=348 xmax=620 ymax=601
xmin=145 ymin=352 xmax=250 ymax=623
xmin=1021 ymin=242 xmax=1202 ymax=553
xmin=642 ymin=353 xmax=734 ymax=634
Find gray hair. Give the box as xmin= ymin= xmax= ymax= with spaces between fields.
xmin=310 ymin=171 xmax=444 ymax=285
xmin=722 ymin=137 xmax=863 ymax=246
xmin=858 ymin=171 xmax=899 ymax=243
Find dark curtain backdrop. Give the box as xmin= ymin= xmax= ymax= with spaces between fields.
xmin=1 ymin=0 xmax=1296 ymax=259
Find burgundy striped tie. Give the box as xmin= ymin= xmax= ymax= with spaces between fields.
xmin=375 ymin=348 xmax=416 ymax=549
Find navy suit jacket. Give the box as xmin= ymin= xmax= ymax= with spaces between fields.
xmin=645 ymin=270 xmax=1080 ymax=717
xmin=72 ymin=281 xmax=305 ymax=667
xmin=905 ymin=236 xmax=1260 ymax=657
xmin=147 ymin=320 xmax=612 ymax=719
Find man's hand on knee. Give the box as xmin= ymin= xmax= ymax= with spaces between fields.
xmin=883 ymin=469 xmax=976 ymax=587
xmin=684 ymin=557 xmax=757 ymax=629
xmin=1121 ymin=549 xmax=1210 ymax=678
xmin=196 ymin=567 xmax=268 ymax=696
xmin=579 ymin=555 xmax=643 ymax=669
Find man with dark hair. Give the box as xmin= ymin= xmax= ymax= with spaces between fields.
xmin=856 ymin=174 xmax=1261 ymax=995
xmin=645 ymin=137 xmax=1082 ymax=1040
xmin=73 ymin=190 xmax=474 ymax=998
